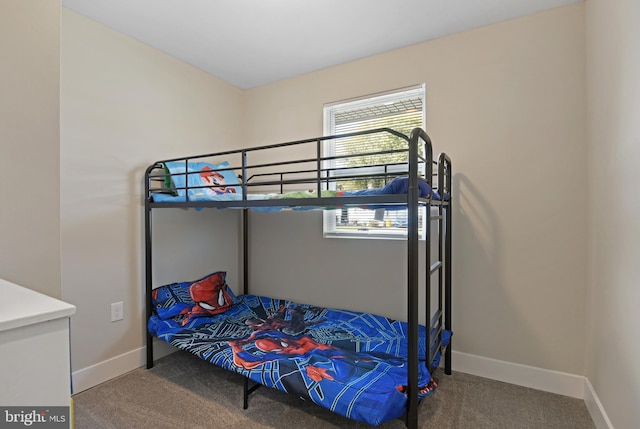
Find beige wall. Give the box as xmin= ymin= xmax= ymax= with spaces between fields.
xmin=14 ymin=4 xmax=637 ymax=420
xmin=244 ymin=4 xmax=587 ymax=375
xmin=17 ymin=3 xmax=639 ymax=424
xmin=0 ymin=1 xmax=61 ymax=297
xmin=60 ymin=9 xmax=243 ymax=373
xmin=586 ymin=0 xmax=640 ymax=427
xmin=59 ymin=6 xmax=640 ymax=419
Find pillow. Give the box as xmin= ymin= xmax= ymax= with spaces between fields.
xmin=164 ymin=160 xmax=241 ymax=199
xmin=151 ymin=271 xmax=236 ymax=321
xmin=376 ymin=176 xmax=443 ymax=200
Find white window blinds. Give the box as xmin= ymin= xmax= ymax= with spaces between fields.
xmin=323 ymin=86 xmax=425 ymax=239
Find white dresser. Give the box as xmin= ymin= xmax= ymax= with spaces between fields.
xmin=0 ymin=279 xmax=76 ymax=408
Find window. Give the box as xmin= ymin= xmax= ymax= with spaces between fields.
xmin=323 ymin=85 xmax=426 ymax=239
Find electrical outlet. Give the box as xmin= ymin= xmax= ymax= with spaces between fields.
xmin=111 ymin=301 xmax=124 ymax=322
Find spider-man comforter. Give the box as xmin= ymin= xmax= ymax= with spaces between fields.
xmin=148 ymin=290 xmax=450 ymax=426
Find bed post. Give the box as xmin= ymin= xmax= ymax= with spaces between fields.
xmin=440 ymin=153 xmax=453 ymax=375
xmin=242 ymin=149 xmax=249 ymax=296
xmin=241 ymin=151 xmax=251 ymax=405
xmin=243 ymin=208 xmax=249 ymax=295
xmin=406 ymin=129 xmax=418 ymax=429
xmin=406 ymin=128 xmax=432 ymax=429
xmin=144 ymin=165 xmax=154 ymax=369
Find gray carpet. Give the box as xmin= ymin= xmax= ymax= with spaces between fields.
xmin=73 ymin=351 xmax=595 ymax=429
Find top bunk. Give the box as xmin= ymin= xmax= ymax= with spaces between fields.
xmin=144 ymin=127 xmax=451 ymax=212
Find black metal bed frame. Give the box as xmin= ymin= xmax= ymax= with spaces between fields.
xmin=143 ymin=127 xmax=452 ymax=429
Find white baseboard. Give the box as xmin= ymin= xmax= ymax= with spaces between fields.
xmin=584 ymin=378 xmax=614 ymax=429
xmin=449 ymin=350 xmax=585 ymax=399
xmin=448 ymin=351 xmax=613 ymax=428
xmin=71 ymin=340 xmax=176 ymax=394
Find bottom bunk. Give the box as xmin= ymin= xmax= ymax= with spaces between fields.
xmin=148 ymin=272 xmax=451 ymax=427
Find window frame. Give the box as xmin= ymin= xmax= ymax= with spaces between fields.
xmin=322 ymin=85 xmax=427 ymax=240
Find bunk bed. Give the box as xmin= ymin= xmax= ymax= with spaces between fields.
xmin=144 ymin=127 xmax=452 ymax=428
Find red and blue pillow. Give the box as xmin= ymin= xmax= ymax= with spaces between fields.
xmin=151 ymin=271 xmax=236 ymax=323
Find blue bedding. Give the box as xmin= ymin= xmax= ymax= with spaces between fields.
xmin=149 ymin=290 xmax=451 ymax=426
xmin=151 ymin=160 xmax=442 ymax=207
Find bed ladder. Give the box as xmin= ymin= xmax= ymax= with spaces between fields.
xmin=405 ymin=130 xmax=452 ymax=429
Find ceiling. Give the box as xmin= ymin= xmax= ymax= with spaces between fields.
xmin=62 ymin=0 xmax=581 ymax=89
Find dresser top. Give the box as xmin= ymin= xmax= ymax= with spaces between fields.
xmin=0 ymin=278 xmax=76 ymax=332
